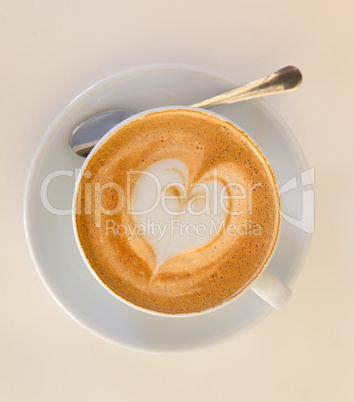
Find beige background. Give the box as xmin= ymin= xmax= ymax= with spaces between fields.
xmin=1 ymin=0 xmax=353 ymax=401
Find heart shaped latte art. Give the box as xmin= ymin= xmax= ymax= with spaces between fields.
xmin=131 ymin=159 xmax=230 ymax=278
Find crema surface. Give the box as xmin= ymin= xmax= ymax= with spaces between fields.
xmin=75 ymin=109 xmax=280 ymax=314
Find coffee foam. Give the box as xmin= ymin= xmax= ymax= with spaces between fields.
xmin=75 ymin=109 xmax=280 ymax=314
xmin=131 ymin=158 xmax=230 ymax=275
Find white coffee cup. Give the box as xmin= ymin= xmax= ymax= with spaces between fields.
xmin=72 ymin=106 xmax=291 ymax=316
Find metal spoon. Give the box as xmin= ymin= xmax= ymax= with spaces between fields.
xmin=70 ymin=66 xmax=302 ymax=157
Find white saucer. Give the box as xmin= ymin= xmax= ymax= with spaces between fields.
xmin=24 ymin=64 xmax=311 ymax=352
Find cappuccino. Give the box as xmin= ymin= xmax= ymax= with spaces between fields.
xmin=75 ymin=109 xmax=280 ymax=314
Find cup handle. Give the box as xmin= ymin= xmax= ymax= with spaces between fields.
xmin=250 ymin=270 xmax=291 ymax=309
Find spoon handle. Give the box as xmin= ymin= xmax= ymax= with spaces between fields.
xmin=191 ymin=66 xmax=302 ymax=108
